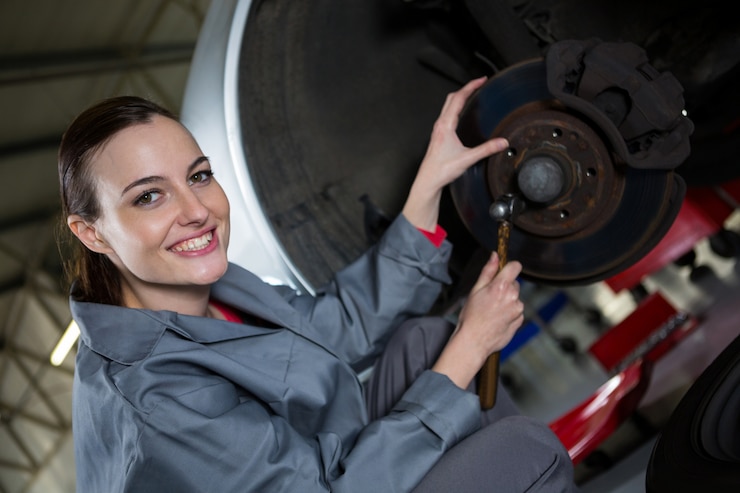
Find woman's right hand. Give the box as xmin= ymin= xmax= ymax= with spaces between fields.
xmin=431 ymin=252 xmax=524 ymax=390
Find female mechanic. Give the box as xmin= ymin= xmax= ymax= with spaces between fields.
xmin=59 ymin=77 xmax=577 ymax=492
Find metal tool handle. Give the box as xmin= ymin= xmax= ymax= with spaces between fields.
xmin=478 ymin=352 xmax=500 ymax=409
xmin=478 ymin=219 xmax=511 ymax=409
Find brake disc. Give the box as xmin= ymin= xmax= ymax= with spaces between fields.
xmin=452 ymin=54 xmax=688 ymax=285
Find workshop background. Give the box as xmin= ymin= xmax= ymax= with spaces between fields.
xmin=0 ymin=1 xmax=738 ymax=492
xmin=0 ymin=2 xmax=210 ymax=492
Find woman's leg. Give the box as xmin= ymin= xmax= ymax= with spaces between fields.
xmin=366 ymin=316 xmax=578 ymax=492
xmin=413 ymin=415 xmax=578 ymax=492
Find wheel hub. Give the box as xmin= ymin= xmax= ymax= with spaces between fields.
xmin=486 ymin=102 xmax=622 ymax=239
xmin=452 ymin=50 xmax=688 ymax=285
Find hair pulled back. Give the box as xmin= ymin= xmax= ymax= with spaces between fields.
xmin=58 ymin=96 xmax=176 ymax=305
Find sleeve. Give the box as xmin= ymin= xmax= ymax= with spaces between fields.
xmin=282 ymin=215 xmax=454 ymax=371
xmin=124 ymin=371 xmax=480 ymax=493
xmin=331 ymin=371 xmax=481 ymax=492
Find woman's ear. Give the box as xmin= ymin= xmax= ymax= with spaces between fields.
xmin=67 ymin=215 xmax=112 ymax=254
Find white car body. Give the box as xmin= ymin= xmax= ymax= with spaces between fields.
xmin=181 ymin=0 xmax=313 ymax=294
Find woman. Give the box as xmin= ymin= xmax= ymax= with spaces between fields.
xmin=59 ymin=77 xmax=577 ymax=492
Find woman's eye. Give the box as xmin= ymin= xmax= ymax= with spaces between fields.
xmin=189 ymin=169 xmax=214 ymax=185
xmin=135 ymin=191 xmax=161 ymax=205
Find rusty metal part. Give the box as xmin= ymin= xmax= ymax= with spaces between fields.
xmin=452 ymin=58 xmax=685 ymax=286
xmin=486 ymin=102 xmax=623 ymax=239
xmin=496 ymin=220 xmax=511 ymax=266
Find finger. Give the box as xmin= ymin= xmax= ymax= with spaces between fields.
xmin=446 ymin=77 xmax=487 ymax=109
xmin=496 ymin=260 xmax=523 ymax=285
xmin=505 ymin=301 xmax=525 ymax=328
xmin=470 ymin=137 xmax=509 ymax=161
xmin=454 ymin=137 xmax=509 ymax=171
xmin=456 ymin=76 xmax=488 ymax=99
xmin=470 ymin=252 xmax=500 ymax=293
xmin=437 ymin=77 xmax=488 ymax=127
xmin=510 ymin=312 xmax=525 ymax=332
xmin=441 ymin=137 xmax=509 ymax=183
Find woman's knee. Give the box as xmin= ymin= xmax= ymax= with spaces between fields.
xmin=414 ymin=415 xmax=577 ymax=492
xmin=486 ymin=415 xmax=576 ymax=492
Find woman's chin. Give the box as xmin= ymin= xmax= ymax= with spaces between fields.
xmin=198 ymin=260 xmax=229 ymax=285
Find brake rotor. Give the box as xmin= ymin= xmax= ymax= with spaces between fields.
xmin=452 ymin=59 xmax=685 ymax=285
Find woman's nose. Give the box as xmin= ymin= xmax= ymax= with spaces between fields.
xmin=177 ymin=189 xmax=209 ymax=224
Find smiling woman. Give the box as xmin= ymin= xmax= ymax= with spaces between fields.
xmin=66 ymin=115 xmax=230 ymax=315
xmin=56 ymin=88 xmax=579 ymax=492
xmin=59 ymin=98 xmax=230 ymax=312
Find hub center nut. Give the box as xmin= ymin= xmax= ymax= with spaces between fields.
xmin=517 ymin=155 xmax=564 ymax=204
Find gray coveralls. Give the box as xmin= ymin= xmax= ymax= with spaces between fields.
xmin=71 ymin=215 xmax=576 ymax=492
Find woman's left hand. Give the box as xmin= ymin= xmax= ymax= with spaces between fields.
xmin=402 ymin=77 xmax=509 ymax=231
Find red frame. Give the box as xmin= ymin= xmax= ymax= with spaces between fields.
xmin=606 ymin=181 xmax=738 ymax=293
xmin=549 ymin=360 xmax=650 ymax=465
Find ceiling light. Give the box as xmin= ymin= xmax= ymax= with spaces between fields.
xmin=50 ymin=320 xmax=80 ymax=366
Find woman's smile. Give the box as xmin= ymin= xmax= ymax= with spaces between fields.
xmin=169 ymin=229 xmax=216 ymax=253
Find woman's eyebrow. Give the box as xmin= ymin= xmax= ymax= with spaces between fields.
xmin=121 ymin=175 xmax=163 ymax=196
xmin=121 ymin=156 xmax=210 ymax=196
xmin=187 ymin=156 xmax=210 ymax=174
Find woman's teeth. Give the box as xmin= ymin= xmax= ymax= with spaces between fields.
xmin=171 ymin=231 xmax=213 ymax=252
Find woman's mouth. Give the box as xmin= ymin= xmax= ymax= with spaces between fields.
xmin=170 ymin=231 xmax=213 ymax=252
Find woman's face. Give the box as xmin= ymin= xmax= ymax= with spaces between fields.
xmin=81 ymin=115 xmax=230 ymax=307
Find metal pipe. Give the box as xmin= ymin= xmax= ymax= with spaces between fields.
xmin=0 ymin=44 xmax=195 ymax=86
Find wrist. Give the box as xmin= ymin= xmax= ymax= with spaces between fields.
xmin=401 ymin=187 xmax=442 ymax=232
xmin=432 ymin=330 xmax=488 ymax=389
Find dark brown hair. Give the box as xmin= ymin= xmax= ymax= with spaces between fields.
xmin=57 ymin=96 xmax=177 ymax=305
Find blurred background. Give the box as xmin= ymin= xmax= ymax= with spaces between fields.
xmin=0 ymin=2 xmax=210 ymax=491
